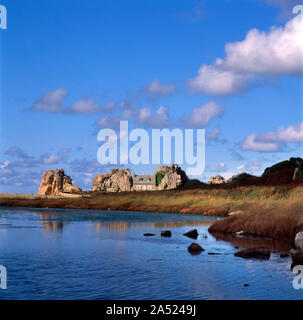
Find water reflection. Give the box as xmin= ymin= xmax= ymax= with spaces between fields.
xmin=39 ymin=211 xmax=68 ymax=232
xmin=210 ymin=231 xmax=293 ymax=252
xmin=94 ymin=220 xmax=213 ymax=232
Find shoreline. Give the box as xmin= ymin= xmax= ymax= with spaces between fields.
xmin=1 ymin=184 xmax=302 ymax=241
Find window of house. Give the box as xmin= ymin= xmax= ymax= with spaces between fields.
xmin=137 ymin=185 xmax=140 ymax=190
xmin=148 ymin=185 xmax=152 ymax=190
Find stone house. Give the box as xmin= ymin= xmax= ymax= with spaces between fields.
xmin=132 ymin=173 xmax=157 ymax=191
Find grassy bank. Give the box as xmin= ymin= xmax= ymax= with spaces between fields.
xmin=1 ymin=185 xmax=303 ymax=241
xmin=208 ymin=185 xmax=303 ymax=240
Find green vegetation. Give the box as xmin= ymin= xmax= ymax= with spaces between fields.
xmin=156 ymin=171 xmax=164 ymax=186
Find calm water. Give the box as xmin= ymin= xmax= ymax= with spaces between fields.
xmin=0 ymin=207 xmax=302 ymax=300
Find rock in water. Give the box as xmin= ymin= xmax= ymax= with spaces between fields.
xmin=234 ymin=247 xmax=271 ymax=259
xmin=38 ymin=169 xmax=82 ymax=195
xmin=295 ymin=232 xmax=303 ymax=250
xmin=188 ymin=243 xmax=204 ymax=253
xmin=183 ymin=229 xmax=198 ymax=239
xmin=144 ymin=233 xmax=155 ymax=237
xmin=161 ymin=230 xmax=172 ymax=237
xmin=92 ymin=168 xmax=132 ymax=192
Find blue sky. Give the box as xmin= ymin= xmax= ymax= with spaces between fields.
xmin=0 ymin=0 xmax=302 ymax=193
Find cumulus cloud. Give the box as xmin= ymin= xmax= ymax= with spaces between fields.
xmin=222 ymin=17 xmax=303 ymax=76
xmin=137 ymin=106 xmax=173 ymax=128
xmin=187 ymin=65 xmax=255 ymax=96
xmin=32 ymin=88 xmax=68 ymax=112
xmin=69 ymin=97 xmax=102 ymax=114
xmin=31 ymin=88 xmax=115 ymax=114
xmin=241 ymin=134 xmax=281 ymax=152
xmin=182 ymin=101 xmax=223 ymax=128
xmin=96 ymin=102 xmax=174 ymax=129
xmin=142 ymin=79 xmax=176 ymax=96
xmin=241 ymin=122 xmax=303 ymax=152
xmin=187 ymin=15 xmax=303 ymax=96
xmin=206 ymin=126 xmax=220 ymax=140
xmin=257 ymin=122 xmax=303 ymax=143
xmin=3 ymin=146 xmax=71 ymax=168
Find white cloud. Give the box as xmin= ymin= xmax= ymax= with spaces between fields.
xmin=104 ymin=100 xmax=116 ymax=112
xmin=70 ymin=97 xmax=102 ymax=114
xmin=187 ymin=64 xmax=255 ymax=96
xmin=241 ymin=122 xmax=303 ymax=152
xmin=222 ymin=17 xmax=303 ymax=76
xmin=0 ymin=160 xmax=10 ymax=169
xmin=182 ymin=101 xmax=223 ymax=128
xmin=40 ymin=154 xmax=62 ymax=165
xmin=142 ymin=79 xmax=176 ymax=96
xmin=32 ymin=88 xmax=68 ymax=112
xmin=32 ymin=89 xmax=115 ymax=114
xmin=237 ymin=164 xmax=245 ymax=171
xmin=138 ymin=106 xmax=173 ymax=128
xmin=241 ymin=134 xmax=281 ymax=152
xmin=187 ymin=16 xmax=303 ymax=96
xmin=257 ymin=122 xmax=303 ymax=143
xmin=206 ymin=126 xmax=220 ymax=140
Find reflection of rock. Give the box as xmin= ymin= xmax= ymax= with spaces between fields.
xmin=144 ymin=233 xmax=155 ymax=237
xmin=234 ymin=247 xmax=270 ymax=259
xmin=161 ymin=230 xmax=172 ymax=237
xmin=38 ymin=169 xmax=82 ymax=195
xmin=40 ymin=213 xmax=66 ymax=232
xmin=188 ymin=243 xmax=204 ymax=253
xmin=295 ymin=232 xmax=303 ymax=250
xmin=207 ymin=175 xmax=226 ymax=184
xmin=280 ymin=252 xmax=289 ymax=258
xmin=183 ymin=229 xmax=198 ymax=239
xmin=155 ymin=164 xmax=188 ymax=190
xmin=210 ymin=231 xmax=292 ymax=252
xmin=92 ymin=169 xmax=132 ymax=192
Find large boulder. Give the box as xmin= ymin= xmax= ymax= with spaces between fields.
xmin=207 ymin=175 xmax=226 ymax=184
xmin=155 ymin=164 xmax=188 ymax=190
xmin=92 ymin=168 xmax=132 ymax=192
xmin=261 ymin=157 xmax=303 ymax=185
xmin=38 ymin=169 xmax=82 ymax=195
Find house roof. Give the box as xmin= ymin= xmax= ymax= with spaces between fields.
xmin=133 ymin=174 xmax=155 ymax=185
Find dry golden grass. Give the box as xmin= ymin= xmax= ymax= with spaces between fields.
xmin=209 ymin=186 xmax=303 ymax=240
xmin=1 ymin=185 xmax=303 ymax=239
